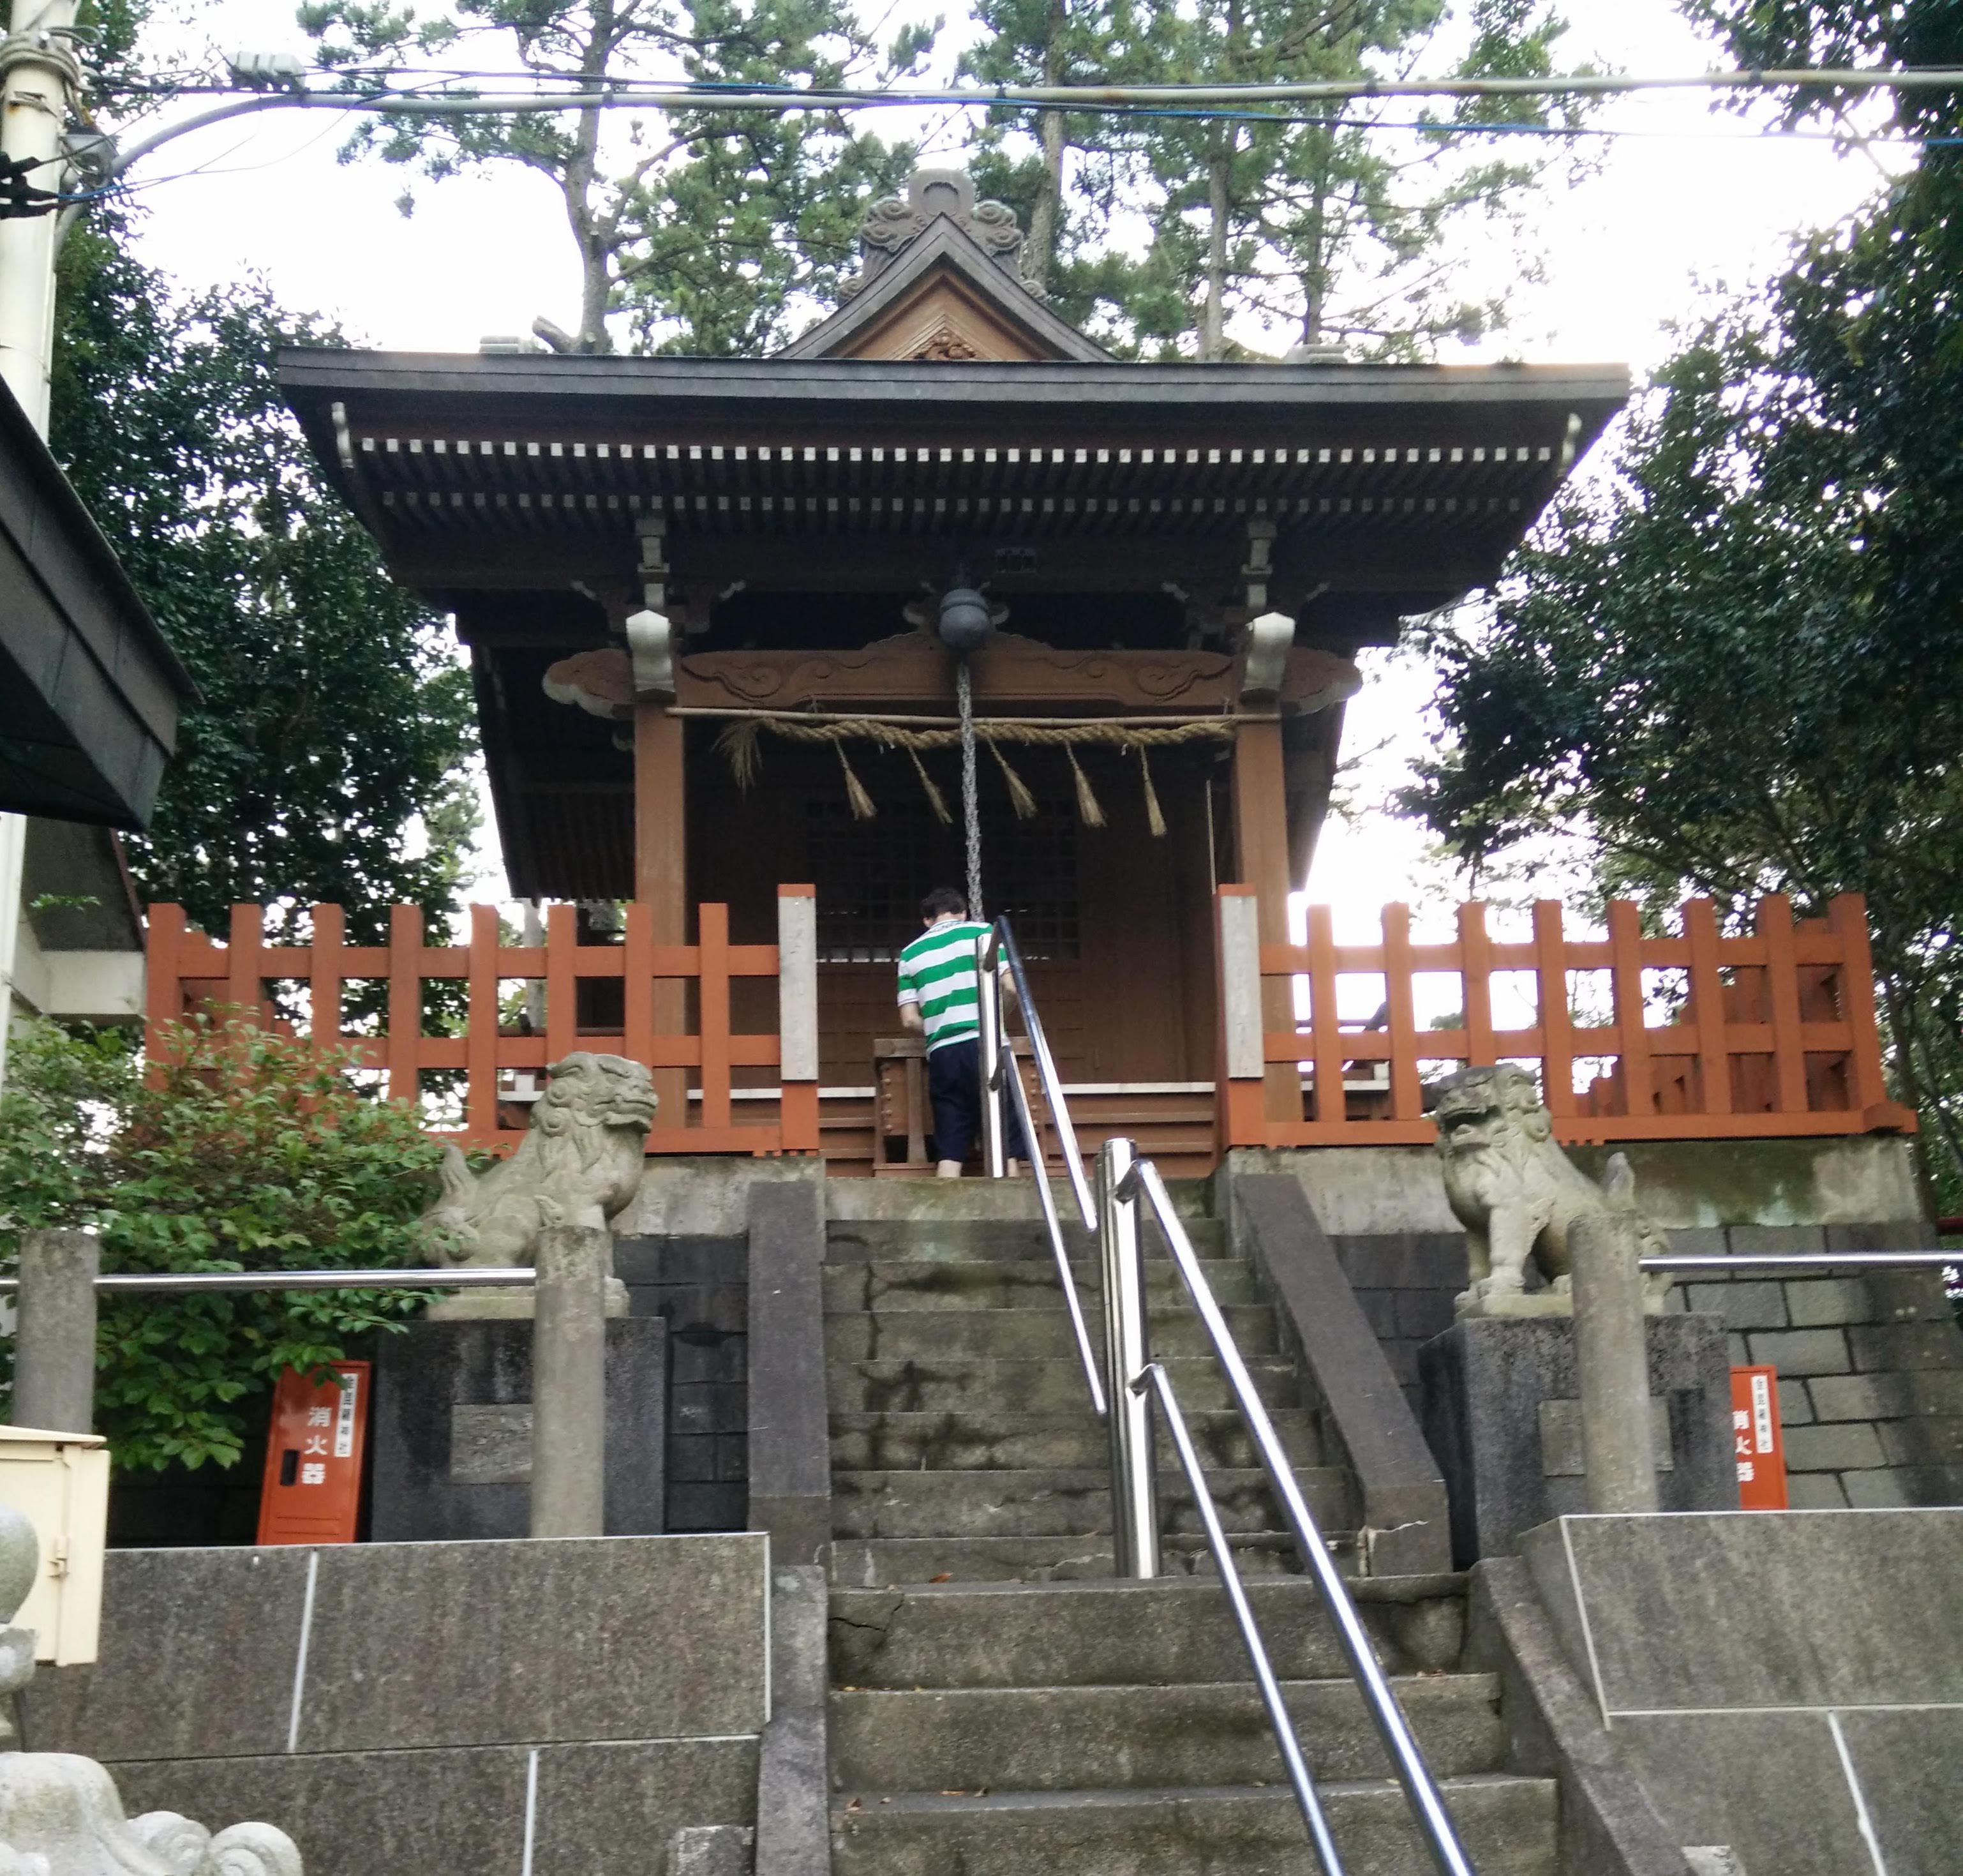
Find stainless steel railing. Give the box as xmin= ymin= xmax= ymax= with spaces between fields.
xmin=0 ymin=1267 xmax=534 ymax=1292
xmin=1115 ymin=1157 xmax=1477 ymax=1876
xmin=978 ymin=918 xmax=1105 ymax=1419
xmin=974 ymin=916 xmax=1476 ymax=1876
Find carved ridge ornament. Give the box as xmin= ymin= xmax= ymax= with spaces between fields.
xmin=543 ymin=633 xmax=1361 ymax=719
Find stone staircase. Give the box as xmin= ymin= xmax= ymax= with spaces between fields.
xmin=822 ymin=1185 xmax=1563 ymax=1875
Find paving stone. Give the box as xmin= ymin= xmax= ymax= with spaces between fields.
xmin=1825 ymin=1220 xmax=1934 ymax=1252
xmin=1394 ymin=1287 xmax=1456 ymax=1340
xmin=1776 ymin=1379 xmax=1815 ymax=1427
xmin=1807 ymin=1373 xmax=1911 ymax=1423
xmin=1780 ymin=1279 xmax=1876 ymax=1330
xmin=1780 ymin=1422 xmax=1886 ymax=1473
xmin=1744 ymin=1328 xmax=1850 ymax=1376
xmin=1839 ymin=1467 xmax=1913 ymax=1508
xmin=1847 ymin=1323 xmax=1963 ymax=1373
xmin=1726 ymin=1224 xmax=1826 ymax=1256
xmin=1783 ymin=1472 xmax=1849 ymax=1509
xmin=1683 ymin=1281 xmax=1789 ymax=1331
xmin=1876 ymin=1416 xmax=1963 ymax=1467
xmin=1864 ymin=1270 xmax=1957 ymax=1324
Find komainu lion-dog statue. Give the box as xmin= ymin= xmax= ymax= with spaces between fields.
xmin=422 ymin=1051 xmax=657 ymax=1269
xmin=1433 ymin=1062 xmax=1673 ymax=1319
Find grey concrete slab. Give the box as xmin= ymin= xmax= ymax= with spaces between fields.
xmin=1681 ymin=1281 xmax=1789 ymax=1331
xmin=757 ymin=1708 xmax=828 ymax=1876
xmin=1849 ymin=1321 xmax=1963 ymax=1372
xmin=24 ymin=1547 xmax=311 ymax=1760
xmin=295 ymin=1535 xmax=769 ymax=1750
xmin=1780 ymin=1422 xmax=1886 ymax=1473
xmin=1781 ymin=1278 xmax=1876 ymax=1329
xmin=30 ymin=1534 xmax=770 ymax=1764
xmin=1522 ymin=1509 xmax=1963 ymax=1713
xmin=1611 ymin=1712 xmax=1874 ymax=1876
xmin=107 ymin=1736 xmax=756 ymax=1876
xmin=1838 ymin=1704 xmax=1963 ymax=1876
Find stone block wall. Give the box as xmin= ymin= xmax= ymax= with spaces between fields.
xmin=1324 ymin=1231 xmax=1467 ymax=1420
xmin=23 ymin=1536 xmax=768 ymax=1876
xmin=1664 ymin=1221 xmax=1963 ymax=1509
xmin=615 ymin=1233 xmax=749 ymax=1531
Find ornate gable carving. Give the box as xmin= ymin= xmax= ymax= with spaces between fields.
xmin=842 ymin=169 xmax=1027 ymax=299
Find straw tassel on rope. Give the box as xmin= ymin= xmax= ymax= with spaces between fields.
xmin=835 ymin=742 xmax=877 ymax=820
xmin=1136 ymin=746 xmax=1167 ymax=838
xmin=1066 ymin=746 xmax=1105 ymax=828
xmin=909 ymin=748 xmax=952 ymax=825
xmin=985 ymin=737 xmax=1038 ymax=818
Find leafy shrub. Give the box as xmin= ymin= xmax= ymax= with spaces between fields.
xmin=0 ymin=1015 xmax=445 ymax=1471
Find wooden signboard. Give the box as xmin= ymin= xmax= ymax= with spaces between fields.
xmin=257 ymin=1362 xmax=370 ymax=1546
xmin=1731 ymin=1365 xmax=1789 ymax=1511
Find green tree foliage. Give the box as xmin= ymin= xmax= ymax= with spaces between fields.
xmin=0 ymin=1019 xmax=445 ymax=1471
xmin=49 ymin=221 xmax=477 ymax=944
xmin=962 ymin=0 xmax=1589 ymax=359
xmin=1403 ymin=106 xmax=1963 ymax=1195
xmin=299 ymin=0 xmax=933 ymax=354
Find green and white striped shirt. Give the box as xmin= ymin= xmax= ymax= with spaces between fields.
xmin=896 ymin=919 xmax=990 ymax=1054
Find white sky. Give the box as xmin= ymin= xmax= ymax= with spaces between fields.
xmin=110 ymin=0 xmax=1900 ymax=936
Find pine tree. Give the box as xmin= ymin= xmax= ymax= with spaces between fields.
xmin=299 ymin=0 xmax=933 ymax=353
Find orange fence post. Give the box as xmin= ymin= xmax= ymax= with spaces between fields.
xmin=1828 ymin=894 xmax=1908 ymax=1127
xmin=1757 ymin=896 xmax=1809 ymax=1117
xmin=1533 ymin=901 xmax=1574 ymax=1118
xmin=1458 ymin=903 xmax=1495 ymax=1069
xmin=226 ymin=903 xmax=264 ymax=1022
xmin=1608 ymin=899 xmax=1654 ymax=1118
xmin=546 ymin=903 xmax=578 ymax=1069
xmin=465 ymin=904 xmax=500 ymax=1141
xmin=1307 ymin=903 xmax=1345 ymax=1125
xmin=698 ymin=902 xmax=732 ymax=1133
xmin=623 ymin=900 xmax=655 ymax=1083
xmin=142 ymin=903 xmax=185 ymax=1073
xmin=309 ymin=903 xmax=345 ymax=1051
xmin=387 ymin=904 xmax=422 ymax=1110
xmin=1383 ymin=903 xmax=1423 ymax=1122
xmin=1683 ymin=898 xmax=1733 ymax=1117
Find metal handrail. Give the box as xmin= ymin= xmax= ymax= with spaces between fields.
xmin=983 ymin=919 xmax=1094 ymax=1227
xmin=1138 ymin=1359 xmax=1347 ymax=1873
xmin=1123 ymin=1157 xmax=1477 ymax=1876
xmin=0 ymin=1267 xmax=532 ymax=1292
xmin=1643 ymin=1252 xmax=1957 ymax=1272
xmin=978 ymin=918 xmax=1106 ymax=1421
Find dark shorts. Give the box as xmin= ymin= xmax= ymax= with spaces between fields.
xmin=927 ymin=1036 xmax=1031 ymax=1166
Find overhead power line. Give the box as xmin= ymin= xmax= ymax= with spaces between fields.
xmin=84 ymin=64 xmax=1963 ymax=205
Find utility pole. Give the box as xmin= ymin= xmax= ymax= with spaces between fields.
xmin=0 ymin=0 xmax=80 ymax=1092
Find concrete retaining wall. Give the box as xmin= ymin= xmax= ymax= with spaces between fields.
xmin=1225 ymin=1140 xmax=1963 ymax=1513
xmin=22 ymin=1534 xmax=768 ymax=1876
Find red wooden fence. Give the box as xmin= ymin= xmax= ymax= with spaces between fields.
xmin=1220 ymin=890 xmax=1915 ymax=1148
xmin=144 ymin=897 xmax=819 ymax=1155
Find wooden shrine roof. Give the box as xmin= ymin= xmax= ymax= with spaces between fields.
xmin=281 ymin=349 xmax=1627 ymax=612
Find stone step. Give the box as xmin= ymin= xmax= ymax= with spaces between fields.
xmin=829 ymin=1466 xmax=1354 ymax=1542
xmin=828 ymin=1356 xmax=1301 ymax=1416
xmin=828 ymin=1577 xmax=1465 ymax=1686
xmin=829 ymin=1531 xmax=1349 ymax=1587
xmin=823 ymin=1258 xmax=1260 ymax=1312
xmin=831 ymin=1672 xmax=1505 ymax=1792
xmin=827 ymin=1179 xmax=1218 ymax=1227
xmin=830 ymin=1775 xmax=1558 ymax=1876
xmin=825 ymin=1216 xmax=1228 ymax=1266
xmin=824 ymin=1304 xmax=1278 ymax=1364
xmin=828 ymin=1407 xmax=1322 ymax=1474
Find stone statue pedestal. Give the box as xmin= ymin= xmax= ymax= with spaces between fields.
xmin=1418 ymin=1314 xmax=1737 ymax=1568
xmin=372 ymin=1316 xmax=667 ymax=1542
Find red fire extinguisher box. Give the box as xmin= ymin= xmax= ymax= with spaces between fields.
xmin=257 ymin=1362 xmax=371 ymax=1546
xmin=1731 ymin=1364 xmax=1789 ymax=1511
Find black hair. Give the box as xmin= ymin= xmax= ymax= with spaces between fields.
xmin=920 ymin=885 xmax=967 ymax=922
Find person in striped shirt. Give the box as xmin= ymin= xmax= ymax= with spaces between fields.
xmin=897 ymin=886 xmax=1029 ymax=1178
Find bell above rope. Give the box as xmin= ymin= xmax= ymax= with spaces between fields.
xmin=936 ymin=583 xmax=996 ymax=656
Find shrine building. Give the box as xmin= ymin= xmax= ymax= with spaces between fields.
xmin=273 ymin=167 xmax=1629 ymax=1174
